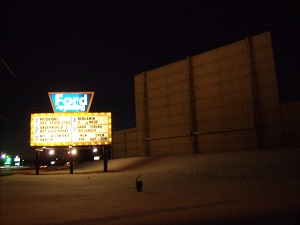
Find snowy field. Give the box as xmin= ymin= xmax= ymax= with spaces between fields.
xmin=1 ymin=148 xmax=300 ymax=225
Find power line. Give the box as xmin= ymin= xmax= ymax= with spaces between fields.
xmin=1 ymin=58 xmax=28 ymax=93
xmin=0 ymin=114 xmax=14 ymax=122
xmin=0 ymin=58 xmax=32 ymax=122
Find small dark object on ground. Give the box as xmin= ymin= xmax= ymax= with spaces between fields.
xmin=135 ymin=175 xmax=143 ymax=192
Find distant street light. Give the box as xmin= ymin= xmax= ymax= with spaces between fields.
xmin=71 ymin=149 xmax=77 ymax=155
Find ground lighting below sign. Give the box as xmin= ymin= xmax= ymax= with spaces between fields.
xmin=30 ymin=112 xmax=112 ymax=146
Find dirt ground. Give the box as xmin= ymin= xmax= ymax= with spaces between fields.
xmin=1 ymin=148 xmax=300 ymax=225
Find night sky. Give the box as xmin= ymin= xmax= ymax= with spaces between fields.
xmin=1 ymin=1 xmax=299 ymax=157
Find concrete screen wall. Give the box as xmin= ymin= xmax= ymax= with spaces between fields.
xmin=192 ymin=32 xmax=283 ymax=152
xmin=281 ymin=101 xmax=300 ymax=147
xmin=133 ymin=32 xmax=283 ymax=156
xmin=112 ymin=128 xmax=138 ymax=158
xmin=112 ymin=32 xmax=294 ymax=158
xmin=135 ymin=60 xmax=193 ymax=156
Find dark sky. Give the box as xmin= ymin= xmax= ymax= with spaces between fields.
xmin=1 ymin=0 xmax=299 ymax=157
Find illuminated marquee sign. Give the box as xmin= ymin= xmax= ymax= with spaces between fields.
xmin=30 ymin=112 xmax=112 ymax=146
xmin=48 ymin=92 xmax=94 ymax=113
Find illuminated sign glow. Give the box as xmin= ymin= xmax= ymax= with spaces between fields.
xmin=48 ymin=92 xmax=94 ymax=113
xmin=30 ymin=112 xmax=112 ymax=146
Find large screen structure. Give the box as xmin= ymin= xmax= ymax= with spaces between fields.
xmin=30 ymin=112 xmax=112 ymax=146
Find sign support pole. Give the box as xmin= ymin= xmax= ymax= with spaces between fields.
xmin=35 ymin=151 xmax=39 ymax=175
xmin=70 ymin=156 xmax=74 ymax=174
xmin=103 ymin=146 xmax=108 ymax=172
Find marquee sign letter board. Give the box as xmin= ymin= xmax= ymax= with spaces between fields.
xmin=30 ymin=112 xmax=112 ymax=146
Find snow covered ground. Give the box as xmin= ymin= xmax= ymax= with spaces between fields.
xmin=1 ymin=148 xmax=300 ymax=225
